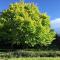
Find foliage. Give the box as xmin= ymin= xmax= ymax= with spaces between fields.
xmin=1 ymin=50 xmax=60 ymax=58
xmin=0 ymin=2 xmax=55 ymax=47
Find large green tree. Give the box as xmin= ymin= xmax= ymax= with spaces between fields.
xmin=0 ymin=2 xmax=55 ymax=47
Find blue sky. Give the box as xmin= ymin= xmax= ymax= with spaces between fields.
xmin=0 ymin=0 xmax=60 ymax=20
xmin=0 ymin=0 xmax=60 ymax=35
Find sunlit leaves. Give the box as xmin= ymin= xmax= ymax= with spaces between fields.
xmin=0 ymin=2 xmax=56 ymax=47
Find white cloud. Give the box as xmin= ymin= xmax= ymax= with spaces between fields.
xmin=51 ymin=18 xmax=60 ymax=36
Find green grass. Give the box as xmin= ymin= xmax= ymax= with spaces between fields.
xmin=1 ymin=57 xmax=60 ymax=60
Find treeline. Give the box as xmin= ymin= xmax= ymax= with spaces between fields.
xmin=50 ymin=35 xmax=60 ymax=49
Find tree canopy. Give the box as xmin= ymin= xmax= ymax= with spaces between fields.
xmin=0 ymin=2 xmax=56 ymax=47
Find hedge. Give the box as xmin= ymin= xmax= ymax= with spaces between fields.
xmin=0 ymin=50 xmax=60 ymax=58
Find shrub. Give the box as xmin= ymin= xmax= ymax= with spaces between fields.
xmin=0 ymin=2 xmax=55 ymax=48
xmin=0 ymin=50 xmax=60 ymax=57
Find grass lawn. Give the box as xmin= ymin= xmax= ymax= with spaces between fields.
xmin=1 ymin=57 xmax=60 ymax=60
